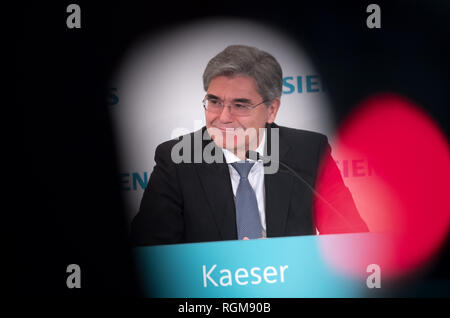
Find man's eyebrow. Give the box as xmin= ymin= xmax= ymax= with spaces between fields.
xmin=206 ymin=94 xmax=220 ymax=100
xmin=232 ymin=98 xmax=252 ymax=104
xmin=206 ymin=94 xmax=253 ymax=104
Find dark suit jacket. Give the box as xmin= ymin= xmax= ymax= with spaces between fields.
xmin=131 ymin=123 xmax=368 ymax=246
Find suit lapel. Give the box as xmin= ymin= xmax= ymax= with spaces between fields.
xmin=264 ymin=123 xmax=294 ymax=237
xmin=264 ymin=171 xmax=293 ymax=237
xmin=193 ymin=129 xmax=237 ymax=240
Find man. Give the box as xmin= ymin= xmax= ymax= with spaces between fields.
xmin=131 ymin=45 xmax=368 ymax=246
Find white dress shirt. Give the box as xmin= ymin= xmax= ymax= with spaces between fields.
xmin=221 ymin=130 xmax=267 ymax=238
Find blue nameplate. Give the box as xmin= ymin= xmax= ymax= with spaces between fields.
xmin=134 ymin=233 xmax=382 ymax=297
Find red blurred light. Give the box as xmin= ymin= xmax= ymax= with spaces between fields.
xmin=316 ymin=93 xmax=450 ymax=278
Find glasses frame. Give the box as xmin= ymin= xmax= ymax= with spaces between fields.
xmin=202 ymin=95 xmax=269 ymax=116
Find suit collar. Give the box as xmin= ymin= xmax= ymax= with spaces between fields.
xmin=264 ymin=122 xmax=291 ymax=163
xmin=221 ymin=127 xmax=267 ymax=163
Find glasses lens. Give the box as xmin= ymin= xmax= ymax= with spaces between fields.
xmin=203 ymin=98 xmax=257 ymax=116
xmin=231 ymin=103 xmax=252 ymax=116
xmin=204 ymin=98 xmax=222 ymax=113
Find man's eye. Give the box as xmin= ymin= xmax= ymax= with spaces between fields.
xmin=233 ymin=104 xmax=245 ymax=108
xmin=209 ymin=99 xmax=220 ymax=105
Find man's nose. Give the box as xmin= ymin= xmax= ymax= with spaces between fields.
xmin=219 ymin=104 xmax=233 ymax=122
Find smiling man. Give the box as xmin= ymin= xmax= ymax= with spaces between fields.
xmin=203 ymin=74 xmax=279 ymax=161
xmin=131 ymin=45 xmax=368 ymax=246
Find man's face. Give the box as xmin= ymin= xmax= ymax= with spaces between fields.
xmin=205 ymin=75 xmax=280 ymax=152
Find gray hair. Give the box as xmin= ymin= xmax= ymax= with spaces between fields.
xmin=202 ymin=45 xmax=283 ymax=106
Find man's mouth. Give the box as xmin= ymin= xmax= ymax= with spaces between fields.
xmin=214 ymin=126 xmax=242 ymax=132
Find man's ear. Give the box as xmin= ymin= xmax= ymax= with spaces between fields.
xmin=266 ymin=98 xmax=281 ymax=124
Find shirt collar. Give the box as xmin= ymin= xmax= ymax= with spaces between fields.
xmin=221 ymin=128 xmax=266 ymax=164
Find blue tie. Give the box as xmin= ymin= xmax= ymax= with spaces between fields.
xmin=231 ymin=161 xmax=263 ymax=240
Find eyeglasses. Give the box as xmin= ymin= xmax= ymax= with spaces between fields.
xmin=202 ymin=95 xmax=268 ymax=117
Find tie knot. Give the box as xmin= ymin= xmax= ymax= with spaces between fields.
xmin=231 ymin=161 xmax=254 ymax=178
